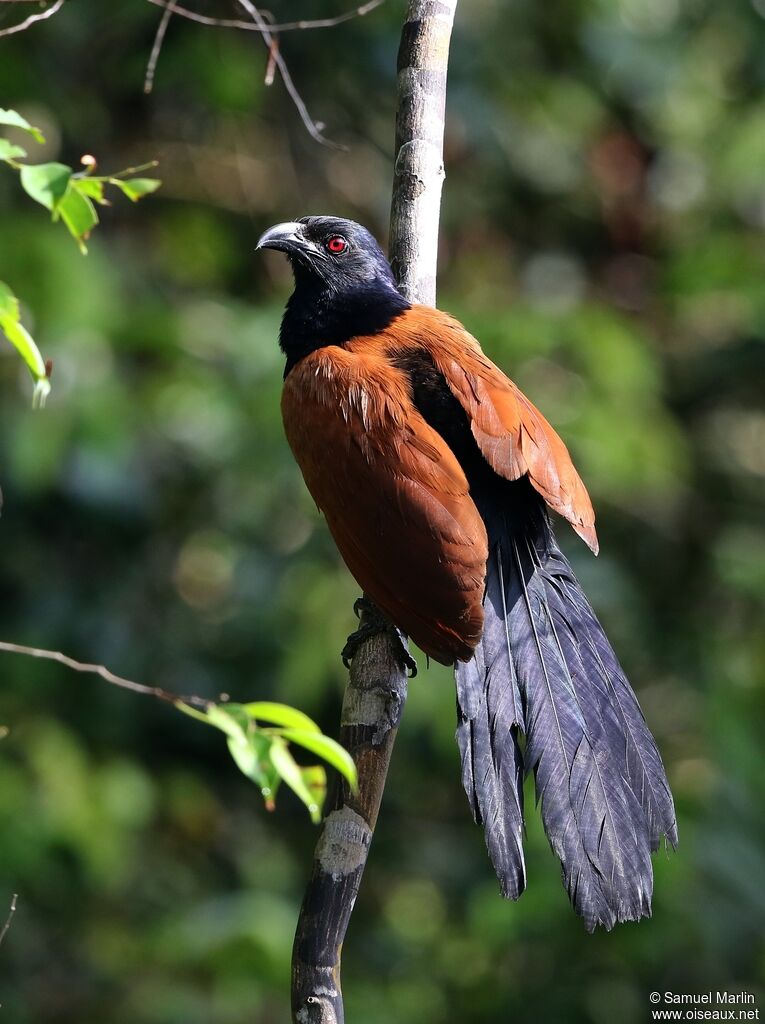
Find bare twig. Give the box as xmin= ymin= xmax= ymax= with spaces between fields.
xmin=264 ymin=35 xmax=279 ymax=87
xmin=0 ymin=0 xmax=64 ymax=37
xmin=234 ymin=0 xmax=339 ymax=147
xmin=144 ymin=2 xmax=174 ymax=94
xmin=0 ymin=641 xmax=212 ymax=709
xmin=290 ymin=3 xmax=459 ymax=1021
xmin=0 ymin=895 xmax=17 ymax=949
xmin=145 ymin=0 xmax=384 ymax=34
xmin=142 ymin=0 xmax=366 ymax=147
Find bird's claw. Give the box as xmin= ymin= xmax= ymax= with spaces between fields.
xmin=341 ymin=618 xmax=380 ymax=670
xmin=352 ymin=596 xmax=374 ymax=620
xmin=342 ymin=600 xmax=418 ymax=677
xmin=392 ymin=625 xmax=418 ymax=677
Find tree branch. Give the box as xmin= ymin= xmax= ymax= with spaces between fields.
xmin=0 ymin=641 xmax=213 ymax=709
xmin=145 ymin=0 xmax=385 ymax=35
xmin=390 ymin=0 xmax=456 ymax=305
xmin=144 ymin=2 xmax=174 ymax=94
xmin=291 ymin=608 xmax=409 ymax=1023
xmin=0 ymin=0 xmax=64 ymax=37
xmin=142 ymin=0 xmax=357 ymax=148
xmin=0 ymin=894 xmax=17 ymax=950
xmin=234 ymin=0 xmax=341 ymax=148
xmin=290 ymin=3 xmax=458 ymax=1021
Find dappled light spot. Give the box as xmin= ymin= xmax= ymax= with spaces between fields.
xmin=174 ymin=530 xmax=237 ymax=611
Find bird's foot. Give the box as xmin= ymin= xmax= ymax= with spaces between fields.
xmin=342 ymin=598 xmax=418 ymax=677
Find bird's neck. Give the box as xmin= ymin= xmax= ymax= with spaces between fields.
xmin=279 ymin=277 xmax=410 ymax=377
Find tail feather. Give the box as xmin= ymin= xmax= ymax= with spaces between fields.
xmin=455 ymin=503 xmax=676 ymax=930
xmin=510 ymin=533 xmax=653 ymax=929
xmin=456 ymin=541 xmax=526 ymax=900
xmin=549 ymin=554 xmax=678 ymax=851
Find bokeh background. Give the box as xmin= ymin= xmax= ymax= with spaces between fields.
xmin=1 ymin=1 xmax=764 ymax=1021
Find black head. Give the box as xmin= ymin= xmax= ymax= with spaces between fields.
xmin=257 ymin=215 xmax=410 ymax=374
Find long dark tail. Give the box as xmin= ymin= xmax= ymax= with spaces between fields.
xmin=456 ymin=501 xmax=677 ymax=931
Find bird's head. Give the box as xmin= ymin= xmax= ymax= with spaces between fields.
xmin=257 ymin=215 xmax=400 ymax=294
xmin=257 ymin=215 xmax=409 ymax=370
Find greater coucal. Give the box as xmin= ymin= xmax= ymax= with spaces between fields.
xmin=258 ymin=215 xmax=677 ymax=931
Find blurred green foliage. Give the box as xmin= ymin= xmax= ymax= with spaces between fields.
xmin=0 ymin=0 xmax=764 ymax=1021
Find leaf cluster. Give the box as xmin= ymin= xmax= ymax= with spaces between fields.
xmin=178 ymin=700 xmax=358 ymax=823
xmin=0 ymin=107 xmax=160 ymax=402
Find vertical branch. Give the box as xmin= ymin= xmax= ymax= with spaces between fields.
xmin=390 ymin=0 xmax=458 ymax=305
xmin=291 ymin=614 xmax=408 ymax=1023
xmin=290 ymin=3 xmax=458 ymax=1023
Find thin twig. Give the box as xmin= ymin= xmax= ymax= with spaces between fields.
xmin=142 ymin=0 xmax=380 ymax=146
xmin=264 ymin=35 xmax=279 ymax=86
xmin=145 ymin=0 xmax=384 ymax=34
xmin=144 ymin=2 xmax=174 ymax=94
xmin=0 ymin=895 xmax=17 ymax=950
xmin=0 ymin=641 xmax=212 ymax=709
xmin=234 ymin=0 xmax=339 ymax=148
xmin=0 ymin=0 xmax=64 ymax=37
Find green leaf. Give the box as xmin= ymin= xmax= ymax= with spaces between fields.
xmin=58 ymin=184 xmax=98 ymax=253
xmin=175 ymin=700 xmax=244 ymax=740
xmin=73 ymin=177 xmax=108 ymax=205
xmin=300 ymin=765 xmax=327 ymax=817
xmin=20 ymin=162 xmax=71 ymax=211
xmin=2 ymin=318 xmax=47 ymax=379
xmin=278 ymin=728 xmax=358 ymax=791
xmin=225 ymin=729 xmax=258 ymax=780
xmin=0 ymin=283 xmax=51 ymax=407
xmin=227 ymin=731 xmax=282 ymax=809
xmin=31 ymin=377 xmax=51 ymax=409
xmin=205 ymin=704 xmax=249 ymax=743
xmin=0 ymin=138 xmax=26 ymax=162
xmin=174 ymin=700 xmax=214 ymax=724
xmin=221 ymin=705 xmax=285 ymax=808
xmin=175 ymin=701 xmax=334 ymax=820
xmin=269 ymin=739 xmax=323 ymax=823
xmin=242 ymin=701 xmax=321 ymax=733
xmin=0 ymin=280 xmax=20 ymax=322
xmin=176 ymin=701 xmax=285 ymax=812
xmin=110 ymin=177 xmax=161 ymax=201
xmin=0 ymin=108 xmax=44 ymax=143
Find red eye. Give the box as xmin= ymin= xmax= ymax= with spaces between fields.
xmin=327 ymin=236 xmax=347 ymax=254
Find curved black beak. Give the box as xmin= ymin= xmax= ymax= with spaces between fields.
xmin=256 ymin=221 xmax=306 ymax=255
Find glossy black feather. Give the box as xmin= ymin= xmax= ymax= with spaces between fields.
xmin=505 ymin=526 xmax=658 ymax=930
xmin=455 ymin=544 xmax=526 ymax=899
xmin=546 ymin=549 xmax=678 ymax=852
xmin=278 ymin=217 xmax=410 ymax=375
xmin=400 ymin=353 xmax=677 ymax=930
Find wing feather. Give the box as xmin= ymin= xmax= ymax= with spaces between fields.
xmin=282 ymin=345 xmax=488 ymax=664
xmin=374 ymin=306 xmax=599 ymax=553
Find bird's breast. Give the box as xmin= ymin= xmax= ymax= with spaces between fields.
xmin=280 ymin=343 xmax=488 ymax=664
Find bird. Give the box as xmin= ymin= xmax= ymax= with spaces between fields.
xmin=257 ymin=215 xmax=677 ymax=932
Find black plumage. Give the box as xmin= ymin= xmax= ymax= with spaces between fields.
xmin=400 ymin=355 xmax=677 ymax=930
